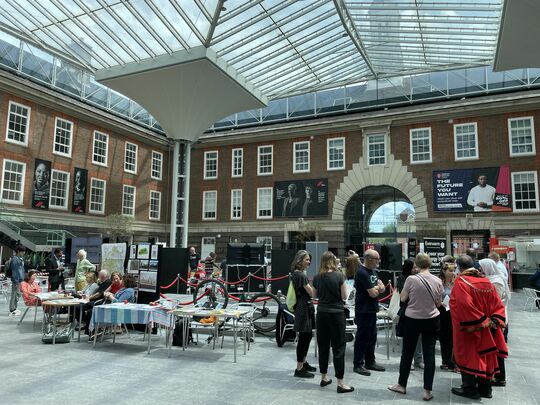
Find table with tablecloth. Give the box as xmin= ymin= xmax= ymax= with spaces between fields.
xmin=89 ymin=303 xmax=174 ymax=352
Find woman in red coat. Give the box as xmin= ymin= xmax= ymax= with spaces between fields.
xmin=450 ymin=255 xmax=507 ymax=400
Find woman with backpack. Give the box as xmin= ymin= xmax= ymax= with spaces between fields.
xmin=290 ymin=250 xmax=316 ymax=378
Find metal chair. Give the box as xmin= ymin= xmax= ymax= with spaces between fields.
xmin=0 ymin=279 xmax=11 ymax=304
xmin=523 ymin=288 xmax=540 ymax=310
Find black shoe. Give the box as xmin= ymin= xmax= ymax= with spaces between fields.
xmin=337 ymin=385 xmax=355 ymax=394
xmin=294 ymin=367 xmax=315 ymax=378
xmin=320 ymin=379 xmax=332 ymax=387
xmin=353 ymin=366 xmax=371 ymax=376
xmin=303 ymin=362 xmax=317 ymax=372
xmin=491 ymin=380 xmax=506 ymax=387
xmin=366 ymin=362 xmax=386 ymax=372
xmin=451 ymin=387 xmax=481 ymax=400
xmin=478 ymin=390 xmax=493 ymax=399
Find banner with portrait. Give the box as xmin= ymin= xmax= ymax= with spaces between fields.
xmin=432 ymin=166 xmax=511 ymax=212
xmin=31 ymin=159 xmax=51 ymax=209
xmin=72 ymin=167 xmax=88 ymax=214
xmin=274 ymin=178 xmax=328 ymax=218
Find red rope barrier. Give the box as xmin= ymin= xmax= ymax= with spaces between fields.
xmin=250 ymin=295 xmax=274 ymax=302
xmin=220 ymin=275 xmax=250 ymax=285
xmin=160 ymin=276 xmax=179 ymax=290
xmin=179 ymin=277 xmax=199 ymax=287
xmin=250 ymin=273 xmax=289 ymax=282
xmin=160 ymin=289 xmax=210 ymax=306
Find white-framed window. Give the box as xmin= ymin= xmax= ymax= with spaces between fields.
xmin=204 ymin=151 xmax=218 ymax=179
xmin=49 ymin=169 xmax=69 ymax=210
xmin=257 ymin=145 xmax=273 ymax=176
xmin=203 ymin=190 xmax=217 ymax=220
xmin=151 ymin=151 xmax=163 ymax=180
xmin=122 ymin=185 xmax=136 ymax=216
xmin=367 ymin=134 xmax=386 ymax=166
xmin=327 ymin=137 xmax=345 ymax=170
xmin=124 ymin=142 xmax=138 ymax=174
xmin=454 ymin=123 xmax=478 ymax=161
xmin=410 ymin=127 xmax=432 ymax=164
xmin=256 ymin=236 xmax=273 ymax=264
xmin=5 ymin=101 xmax=30 ymax=146
xmin=508 ymin=117 xmax=536 ymax=157
xmin=231 ymin=189 xmax=242 ymax=220
xmin=231 ymin=148 xmax=243 ymax=178
xmin=293 ymin=141 xmax=310 ymax=173
xmin=1 ymin=159 xmax=26 ymax=204
xmin=53 ymin=117 xmax=73 ymax=157
xmin=257 ymin=187 xmax=273 ymax=218
xmin=89 ymin=178 xmax=106 ymax=214
xmin=92 ymin=131 xmax=109 ymax=166
xmin=46 ymin=231 xmax=64 ymax=246
xmin=149 ymin=190 xmax=161 ymax=220
xmin=512 ymin=171 xmax=539 ymax=212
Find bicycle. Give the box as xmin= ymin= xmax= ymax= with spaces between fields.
xmin=192 ymin=277 xmax=282 ymax=333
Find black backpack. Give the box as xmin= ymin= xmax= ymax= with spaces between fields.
xmin=4 ymin=258 xmax=12 ymax=278
xmin=172 ymin=320 xmax=194 ymax=346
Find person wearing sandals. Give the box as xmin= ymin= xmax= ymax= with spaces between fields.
xmin=438 ymin=255 xmax=457 ymax=372
xmin=290 ymin=250 xmax=317 ymax=378
xmin=388 ymin=253 xmax=443 ymax=402
xmin=312 ymin=251 xmax=354 ymax=394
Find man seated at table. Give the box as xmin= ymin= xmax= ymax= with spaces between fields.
xmin=81 ymin=270 xmax=111 ymax=335
xmin=103 ymin=274 xmax=136 ymax=303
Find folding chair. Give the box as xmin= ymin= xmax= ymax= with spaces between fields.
xmin=523 ymin=288 xmax=540 ymax=311
xmin=0 ymin=280 xmax=11 ymax=304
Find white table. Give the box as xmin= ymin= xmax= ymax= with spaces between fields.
xmin=168 ymin=307 xmax=250 ymax=363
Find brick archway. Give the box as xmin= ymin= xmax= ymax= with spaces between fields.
xmin=331 ymin=155 xmax=428 ymax=220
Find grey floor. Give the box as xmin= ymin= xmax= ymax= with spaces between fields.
xmin=1 ymin=292 xmax=538 ymax=405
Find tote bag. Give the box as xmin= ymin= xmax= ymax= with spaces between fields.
xmin=286 ymin=280 xmax=297 ymax=311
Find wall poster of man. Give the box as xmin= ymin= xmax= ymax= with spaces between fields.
xmin=31 ymin=159 xmax=51 ymax=209
xmin=432 ymin=166 xmax=511 ymax=213
xmin=274 ymin=178 xmax=328 ymax=217
xmin=72 ymin=167 xmax=88 ymax=214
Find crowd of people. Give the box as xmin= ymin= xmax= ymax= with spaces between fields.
xmin=288 ymin=248 xmax=511 ymax=400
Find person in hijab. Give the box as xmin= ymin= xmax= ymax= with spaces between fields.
xmin=479 ymin=258 xmax=510 ymax=387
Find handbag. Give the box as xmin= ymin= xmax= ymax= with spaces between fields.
xmin=395 ymin=301 xmax=408 ymax=338
xmin=286 ymin=280 xmax=297 ymax=311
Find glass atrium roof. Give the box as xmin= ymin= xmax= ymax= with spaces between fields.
xmin=0 ymin=0 xmax=503 ymax=100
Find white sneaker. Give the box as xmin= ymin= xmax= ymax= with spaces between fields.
xmin=14 ymin=309 xmax=21 ymax=315
xmin=8 ymin=311 xmax=19 ymax=317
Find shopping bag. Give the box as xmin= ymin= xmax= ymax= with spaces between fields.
xmin=286 ymin=280 xmax=296 ymax=311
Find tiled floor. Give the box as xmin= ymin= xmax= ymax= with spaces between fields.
xmin=1 ymin=292 xmax=538 ymax=404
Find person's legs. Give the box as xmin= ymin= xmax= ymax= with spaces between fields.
xmin=494 ymin=325 xmax=508 ymax=383
xmin=9 ymin=281 xmax=20 ymax=313
xmin=414 ymin=337 xmax=423 ymax=367
xmin=421 ymin=317 xmax=439 ymax=391
xmin=329 ymin=311 xmax=346 ymax=380
xmin=296 ymin=331 xmax=312 ymax=364
xmin=398 ymin=317 xmax=420 ymax=388
xmin=477 ymin=377 xmax=492 ymax=398
xmin=439 ymin=310 xmax=452 ymax=366
xmin=353 ymin=312 xmax=369 ymax=368
xmin=364 ymin=313 xmax=378 ymax=367
xmin=316 ymin=313 xmax=331 ymax=376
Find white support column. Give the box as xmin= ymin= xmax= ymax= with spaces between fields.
xmin=169 ymin=140 xmax=180 ymax=247
xmin=181 ymin=141 xmax=191 ymax=248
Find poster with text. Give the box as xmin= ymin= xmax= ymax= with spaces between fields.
xmin=72 ymin=167 xmax=88 ymax=214
xmin=423 ymin=238 xmax=447 ymax=271
xmin=433 ymin=166 xmax=511 ymax=212
xmin=274 ymin=178 xmax=328 ymax=218
xmin=32 ymin=159 xmax=51 ymax=209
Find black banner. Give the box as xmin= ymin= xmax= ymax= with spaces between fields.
xmin=274 ymin=178 xmax=328 ymax=218
xmin=423 ymin=238 xmax=447 ymax=271
xmin=32 ymin=159 xmax=51 ymax=209
xmin=407 ymin=238 xmax=417 ymax=259
xmin=72 ymin=167 xmax=87 ymax=214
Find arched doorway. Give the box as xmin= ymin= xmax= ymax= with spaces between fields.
xmin=344 ymin=186 xmax=416 ymax=252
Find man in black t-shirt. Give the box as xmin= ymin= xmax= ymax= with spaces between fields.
xmin=353 ymin=249 xmax=386 ymax=376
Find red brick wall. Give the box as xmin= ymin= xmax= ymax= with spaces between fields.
xmin=0 ymin=91 xmax=170 ymax=223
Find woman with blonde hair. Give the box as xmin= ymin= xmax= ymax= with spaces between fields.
xmin=438 ymin=255 xmax=457 ymax=371
xmin=313 ymin=251 xmax=354 ymax=393
xmin=75 ymin=249 xmax=95 ymax=291
xmin=290 ymin=250 xmax=316 ymax=378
